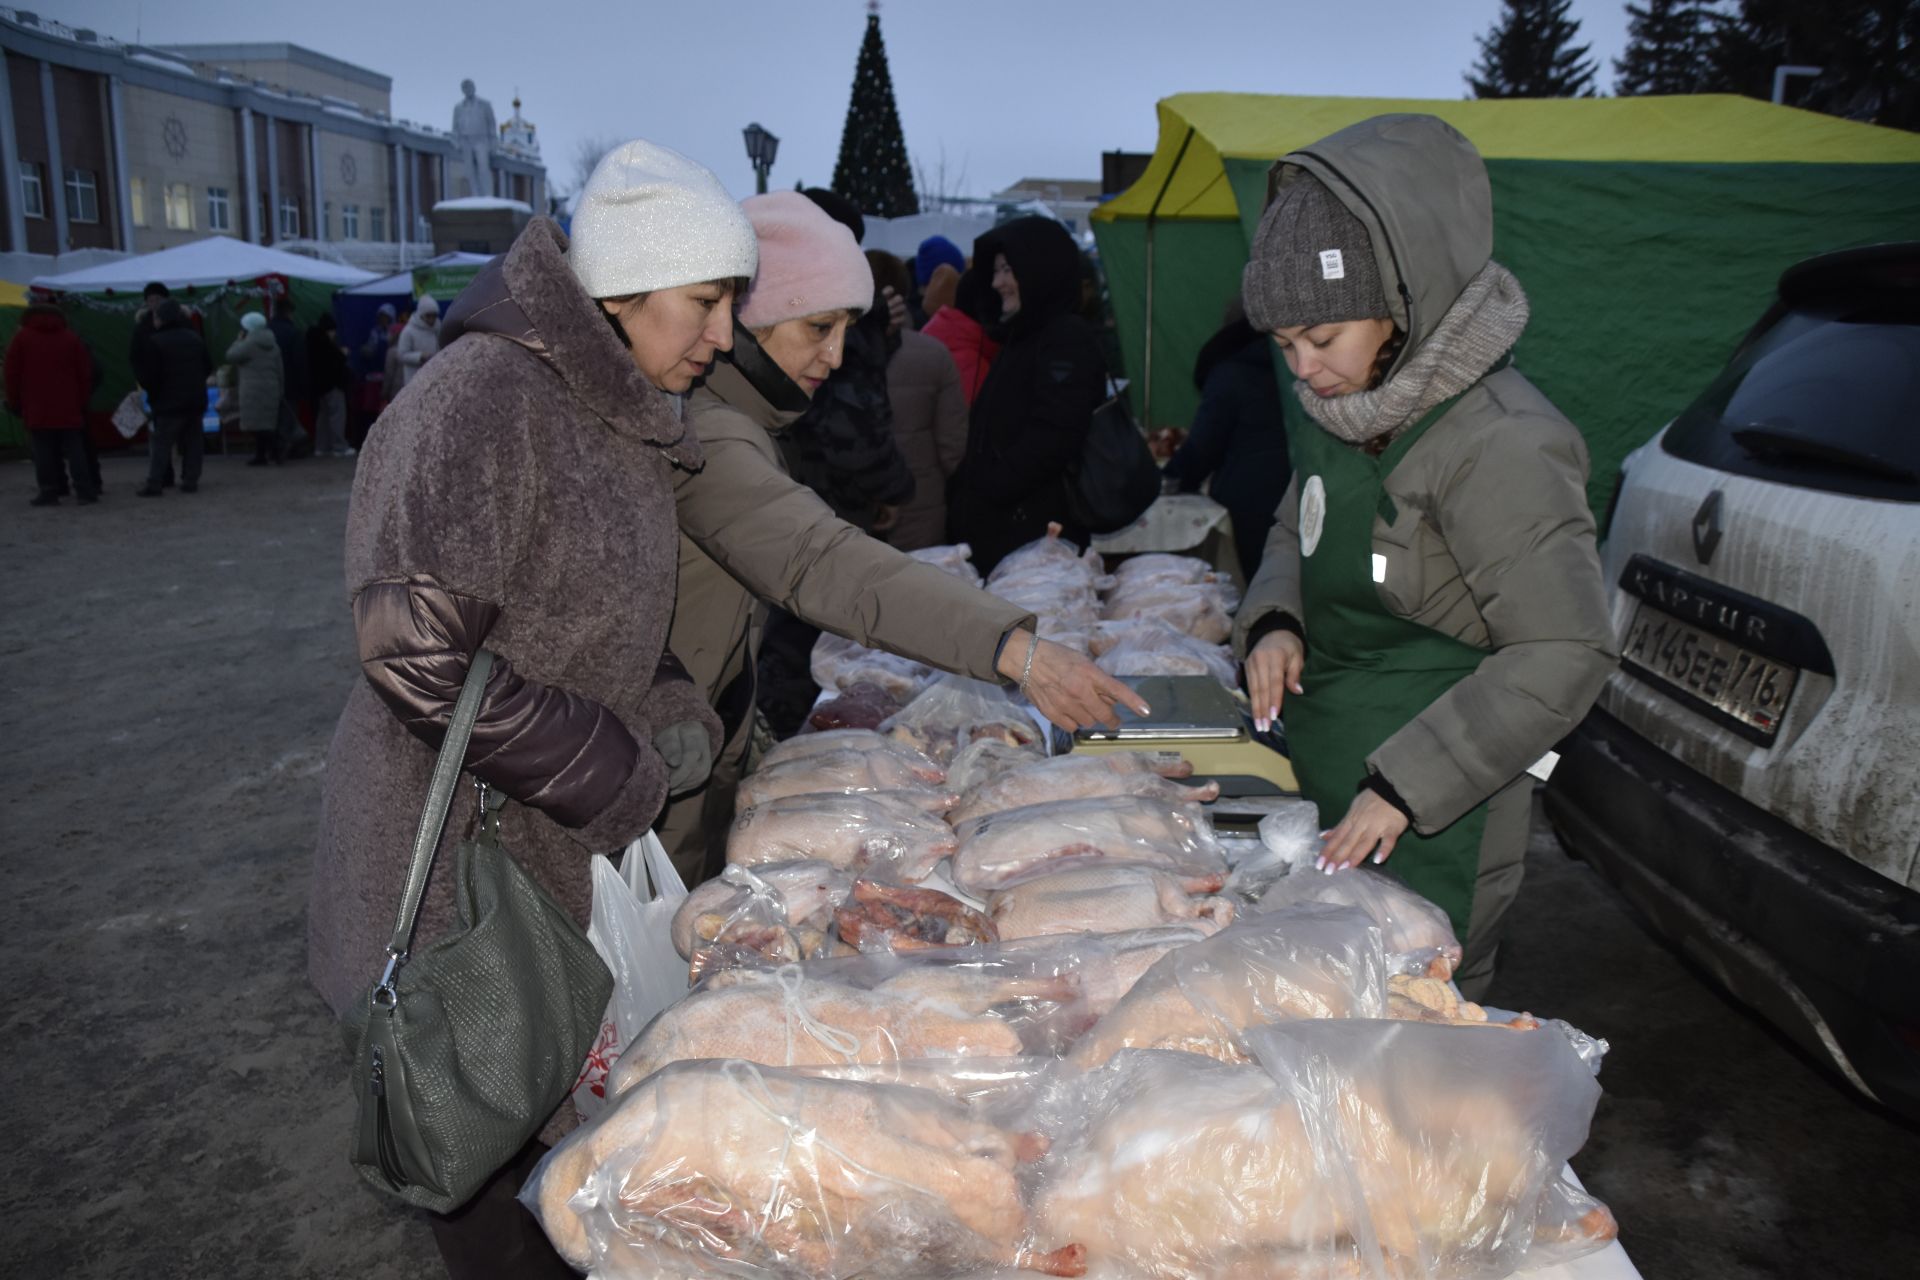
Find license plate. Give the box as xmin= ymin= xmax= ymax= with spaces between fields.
xmin=1621 ymin=603 xmax=1799 ymax=743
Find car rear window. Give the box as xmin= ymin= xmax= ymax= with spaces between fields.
xmin=1662 ymin=303 xmax=1920 ymax=502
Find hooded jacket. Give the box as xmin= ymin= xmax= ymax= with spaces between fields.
xmin=1164 ymin=329 xmax=1290 ymax=575
xmin=386 ymin=297 xmax=440 ymax=393
xmin=308 ymin=217 xmax=720 ymax=1021
xmin=224 ymin=325 xmax=284 ymax=434
xmin=671 ymin=332 xmax=1030 ymax=735
xmin=4 ymin=307 xmax=93 ymax=430
xmin=884 ymin=329 xmax=970 ymax=552
xmin=945 ymin=217 xmax=1106 ymax=572
xmin=1232 ymin=114 xmax=1617 ymax=834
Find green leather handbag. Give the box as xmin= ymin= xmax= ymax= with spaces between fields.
xmin=344 ymin=649 xmax=614 ymax=1213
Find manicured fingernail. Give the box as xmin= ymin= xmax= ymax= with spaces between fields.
xmin=1372 ymin=851 xmax=1386 ymax=864
xmin=1313 ymin=857 xmax=1325 ymax=872
xmin=1323 ymin=863 xmax=1336 ymax=876
xmin=1268 ymin=706 xmax=1279 ymax=722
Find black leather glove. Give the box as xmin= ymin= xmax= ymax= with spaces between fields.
xmin=653 ymin=720 xmax=714 ymax=797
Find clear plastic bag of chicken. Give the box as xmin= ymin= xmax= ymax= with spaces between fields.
xmin=949 ymin=795 xmax=1228 ymax=898
xmin=1101 ymin=582 xmax=1234 ymax=644
xmin=909 ymin=542 xmax=986 ymax=589
xmin=1256 ymin=865 xmax=1465 ymax=980
xmin=526 ymin=1057 xmax=1090 ymax=1279
xmin=809 ymin=631 xmax=937 ymax=701
xmin=986 ymin=524 xmax=1110 ymax=591
xmin=1028 ymin=1019 xmax=1616 ymax=1280
xmin=948 ymin=750 xmax=1217 ymax=827
xmin=1091 ymin=617 xmax=1240 ymax=689
xmin=735 ymin=743 xmax=959 ymax=814
xmin=606 ymin=940 xmax=1109 ymax=1098
xmin=880 ymin=673 xmax=1046 ymax=767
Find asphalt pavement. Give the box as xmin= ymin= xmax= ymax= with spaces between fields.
xmin=2 ymin=453 xmax=1916 ymax=1279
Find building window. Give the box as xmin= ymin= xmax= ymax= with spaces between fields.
xmin=64 ymin=169 xmax=100 ymax=223
xmin=341 ymin=203 xmax=360 ymax=240
xmin=165 ymin=183 xmax=193 ymax=231
xmin=278 ymin=196 xmax=300 ymax=239
xmin=207 ymin=187 xmax=231 ymax=232
xmin=130 ymin=176 xmax=148 ymax=227
xmin=322 ymin=200 xmax=332 ymax=239
xmin=20 ymin=161 xmax=45 ymax=218
xmin=368 ymin=206 xmax=385 ymax=242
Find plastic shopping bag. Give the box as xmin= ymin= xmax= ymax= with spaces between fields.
xmin=570 ymin=831 xmax=688 ymax=1119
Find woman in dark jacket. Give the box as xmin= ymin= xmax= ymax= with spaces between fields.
xmin=307 ymin=139 xmax=756 ymax=1279
xmin=1163 ymin=307 xmax=1292 ymax=578
xmin=945 ymin=216 xmax=1106 ymax=573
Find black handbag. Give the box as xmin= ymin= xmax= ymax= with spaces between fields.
xmin=343 ymin=649 xmax=613 ymax=1213
xmin=1063 ymin=393 xmax=1161 ymax=534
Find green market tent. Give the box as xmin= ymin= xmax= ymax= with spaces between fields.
xmin=1091 ymin=93 xmax=1920 ymax=511
xmin=3 ymin=238 xmax=375 ymax=450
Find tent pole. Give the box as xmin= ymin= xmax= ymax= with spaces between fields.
xmin=1142 ymin=127 xmax=1195 ymax=430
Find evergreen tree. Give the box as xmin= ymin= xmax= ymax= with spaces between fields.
xmin=830 ymin=8 xmax=919 ymax=218
xmin=1705 ymin=0 xmax=1919 ymax=129
xmin=1466 ymin=0 xmax=1600 ymax=98
xmin=1614 ymin=0 xmax=1719 ymax=95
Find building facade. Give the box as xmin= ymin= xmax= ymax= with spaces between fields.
xmin=0 ymin=10 xmax=545 ymax=271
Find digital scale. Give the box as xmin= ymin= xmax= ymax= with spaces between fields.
xmin=1059 ymin=676 xmax=1301 ymax=834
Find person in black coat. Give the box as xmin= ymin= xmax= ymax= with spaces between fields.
xmin=131 ymin=301 xmax=213 ymax=496
xmin=1162 ymin=309 xmax=1292 ymax=578
xmin=945 ymin=216 xmax=1105 ymax=574
xmin=268 ymin=296 xmax=311 ymax=458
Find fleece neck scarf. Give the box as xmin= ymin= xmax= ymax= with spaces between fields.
xmin=1296 ymin=261 xmax=1530 ymax=446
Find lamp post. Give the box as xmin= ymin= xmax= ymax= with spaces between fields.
xmin=743 ymin=122 xmax=779 ymax=195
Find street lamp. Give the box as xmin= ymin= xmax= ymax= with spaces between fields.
xmin=743 ymin=122 xmax=779 ymax=195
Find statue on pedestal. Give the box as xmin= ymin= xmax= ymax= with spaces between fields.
xmin=451 ymin=79 xmax=498 ymax=198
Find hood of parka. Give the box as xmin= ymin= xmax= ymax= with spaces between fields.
xmin=439 ymin=216 xmax=698 ymax=466
xmin=973 ymin=215 xmax=1083 ymax=342
xmin=1265 ymin=114 xmax=1493 ymax=378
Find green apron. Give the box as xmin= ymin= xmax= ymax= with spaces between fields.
xmin=1282 ymin=392 xmax=1488 ymax=937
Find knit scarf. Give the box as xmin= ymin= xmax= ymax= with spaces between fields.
xmin=1296 ymin=261 xmax=1530 ymax=446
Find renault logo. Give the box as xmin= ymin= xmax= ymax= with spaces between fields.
xmin=1692 ymin=490 xmax=1724 ymax=566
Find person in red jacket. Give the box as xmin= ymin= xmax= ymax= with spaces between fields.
xmin=5 ymin=303 xmax=98 ymax=506
xmin=920 ymin=265 xmax=1001 ymax=405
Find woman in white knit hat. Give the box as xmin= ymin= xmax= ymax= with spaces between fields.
xmin=307 ymin=140 xmax=757 ymax=1277
xmin=657 ymin=191 xmax=1148 ymax=882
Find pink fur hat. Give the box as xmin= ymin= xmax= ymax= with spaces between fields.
xmin=736 ymin=192 xmax=874 ymax=330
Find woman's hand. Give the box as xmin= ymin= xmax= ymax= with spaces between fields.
xmin=1317 ymin=789 xmax=1411 ymax=872
xmin=1244 ymin=630 xmax=1306 ymax=733
xmin=996 ymin=629 xmax=1150 ymax=732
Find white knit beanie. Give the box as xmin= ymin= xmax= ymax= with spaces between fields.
xmin=565 ymin=139 xmax=758 ymax=298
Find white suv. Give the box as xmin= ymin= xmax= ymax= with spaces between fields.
xmin=1545 ymin=243 xmax=1920 ymax=1119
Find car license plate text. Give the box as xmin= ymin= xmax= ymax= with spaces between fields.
xmin=1621 ymin=603 xmax=1799 ymax=741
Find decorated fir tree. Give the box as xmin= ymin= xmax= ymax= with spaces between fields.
xmin=1466 ymin=0 xmax=1600 ymax=98
xmin=830 ymin=5 xmax=920 ymax=218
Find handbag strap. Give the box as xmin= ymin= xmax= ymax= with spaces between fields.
xmin=374 ymin=648 xmax=496 ymax=996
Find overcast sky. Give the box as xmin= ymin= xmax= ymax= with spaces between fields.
xmin=57 ymin=0 xmax=1634 ymax=201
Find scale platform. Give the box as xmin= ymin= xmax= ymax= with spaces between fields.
xmin=1064 ymin=676 xmax=1299 ymax=813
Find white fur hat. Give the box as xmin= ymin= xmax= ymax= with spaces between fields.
xmin=565 ymin=139 xmax=758 ymax=298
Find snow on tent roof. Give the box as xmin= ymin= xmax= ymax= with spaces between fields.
xmin=342 ymin=252 xmax=494 ymax=296
xmin=30 ymin=236 xmax=378 ymax=292
xmin=433 ymin=197 xmax=533 ymax=213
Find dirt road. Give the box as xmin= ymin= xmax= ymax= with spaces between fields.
xmin=2 ymin=454 xmax=1915 ymax=1278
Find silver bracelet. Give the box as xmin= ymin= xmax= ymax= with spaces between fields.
xmin=1018 ymin=631 xmax=1038 ymax=699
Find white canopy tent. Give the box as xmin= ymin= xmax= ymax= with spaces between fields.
xmin=342 ymin=252 xmax=493 ymax=297
xmin=30 ymin=236 xmax=377 ymax=292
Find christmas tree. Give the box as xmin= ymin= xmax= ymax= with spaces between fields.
xmin=1614 ymin=0 xmax=1718 ymax=95
xmin=1466 ymin=0 xmax=1599 ymax=98
xmin=831 ymin=5 xmax=920 ymax=218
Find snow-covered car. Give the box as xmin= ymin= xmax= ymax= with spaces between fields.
xmin=1545 ymin=243 xmax=1920 ymax=1119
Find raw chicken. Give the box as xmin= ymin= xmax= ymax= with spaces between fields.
xmin=532 ymin=1059 xmax=1087 ymax=1278
xmin=909 ymin=542 xmax=986 ymax=588
xmin=761 ymin=727 xmax=946 ymax=779
xmin=945 ymin=739 xmax=1050 ymax=795
xmin=734 ymin=747 xmax=957 ymax=814
xmin=998 ymin=926 xmax=1209 ymax=1017
xmin=1109 ymin=553 xmax=1217 ymax=591
xmin=1386 ymin=973 xmax=1542 ymax=1030
xmin=1101 ymin=583 xmax=1233 ymax=644
xmin=1257 ymin=868 xmax=1464 ymax=979
xmin=948 ymin=752 xmax=1219 ymax=826
xmin=1066 ymin=905 xmax=1387 ymax=1068
xmin=608 ymin=961 xmax=1075 ymax=1095
xmin=988 ymin=866 xmax=1235 ymax=941
xmin=1094 ymin=620 xmax=1239 ymax=689
xmin=726 ymin=793 xmax=959 ymax=880
xmin=836 ymin=879 xmax=999 ymax=951
xmin=1032 ymin=1023 xmax=1615 ymax=1278
xmin=811 ymin=631 xmax=937 ymax=700
xmin=881 ymin=675 xmax=1044 ymax=766
xmin=670 ymin=860 xmax=853 ymax=958
xmin=987 ymin=524 xmax=1106 ymax=589
xmin=949 ymin=796 xmax=1228 ymax=897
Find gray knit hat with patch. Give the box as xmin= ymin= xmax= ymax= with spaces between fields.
xmin=1241 ymin=172 xmax=1387 ymax=332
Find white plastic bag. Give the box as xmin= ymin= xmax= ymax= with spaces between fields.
xmin=570 ymin=831 xmax=688 ymax=1119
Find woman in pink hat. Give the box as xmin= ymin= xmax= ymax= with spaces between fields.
xmin=659 ymin=191 xmax=1145 ymax=881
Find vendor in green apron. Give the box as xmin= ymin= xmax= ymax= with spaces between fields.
xmin=1232 ymin=114 xmax=1618 ymax=999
